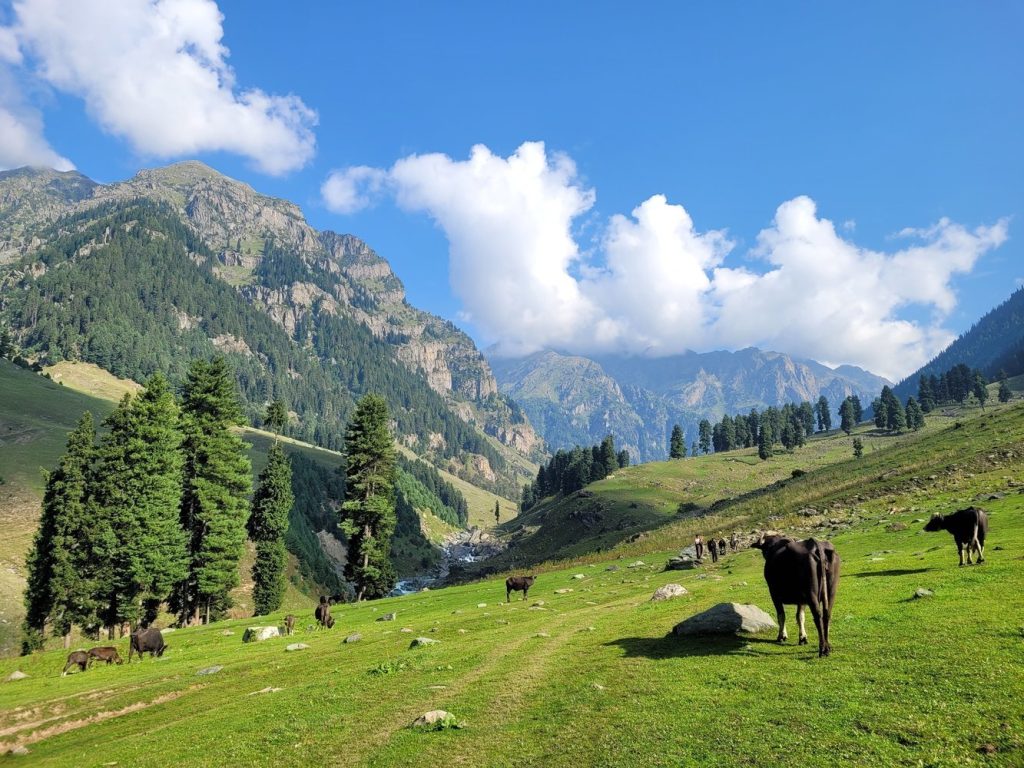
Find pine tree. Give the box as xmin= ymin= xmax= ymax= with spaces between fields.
xmin=998 ymin=378 xmax=1012 ymax=403
xmin=839 ymin=397 xmax=856 ymax=435
xmin=22 ymin=413 xmax=98 ymax=652
xmin=669 ymin=424 xmax=685 ymax=459
xmin=341 ymin=394 xmax=397 ymax=601
xmin=798 ymin=401 xmax=815 ymax=437
xmin=0 ymin=326 xmax=13 ymax=359
xmin=265 ymin=399 xmax=288 ymax=436
xmin=248 ymin=442 xmax=293 ymax=615
xmin=918 ymin=375 xmax=935 ymax=413
xmin=698 ymin=420 xmax=712 ymax=455
xmin=494 ymin=500 xmax=500 ymax=525
xmin=93 ymin=375 xmax=188 ymax=630
xmin=872 ymin=396 xmax=887 ymax=429
xmin=176 ymin=359 xmax=253 ymax=624
xmin=880 ymin=386 xmax=905 ymax=433
xmin=972 ymin=372 xmax=988 ymax=409
xmin=815 ymin=396 xmax=831 ymax=432
xmin=905 ymin=397 xmax=925 ymax=431
xmin=852 ymin=438 xmax=864 ymax=458
xmin=758 ymin=420 xmax=773 ymax=460
xmin=617 ymin=449 xmax=630 ymax=468
xmin=851 ymin=395 xmax=863 ymax=424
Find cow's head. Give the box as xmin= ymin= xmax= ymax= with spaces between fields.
xmin=751 ymin=532 xmax=787 ymax=553
xmin=923 ymin=514 xmax=944 ymax=532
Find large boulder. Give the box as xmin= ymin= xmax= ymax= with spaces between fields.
xmin=665 ymin=555 xmax=698 ymax=571
xmin=671 ymin=603 xmax=777 ymax=637
xmin=651 ymin=584 xmax=688 ymax=601
xmin=242 ymin=626 xmax=280 ymax=643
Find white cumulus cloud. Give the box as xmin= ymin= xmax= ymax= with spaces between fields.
xmin=323 ymin=142 xmax=1009 ymax=380
xmin=322 ymin=166 xmax=388 ymax=214
xmin=3 ymin=0 xmax=317 ymax=174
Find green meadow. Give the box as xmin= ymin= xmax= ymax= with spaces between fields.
xmin=2 ymin=398 xmax=1022 ymax=766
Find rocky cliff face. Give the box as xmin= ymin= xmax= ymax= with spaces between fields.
xmin=0 ymin=161 xmax=539 ymax=461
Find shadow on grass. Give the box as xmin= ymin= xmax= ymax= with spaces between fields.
xmin=850 ymin=568 xmax=935 ymax=578
xmin=605 ymin=634 xmax=779 ymax=659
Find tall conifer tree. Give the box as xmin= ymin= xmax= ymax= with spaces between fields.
xmin=176 ymin=358 xmax=252 ymax=624
xmin=669 ymin=424 xmax=685 ymax=459
xmin=248 ymin=442 xmax=293 ymax=615
xmin=341 ymin=394 xmax=397 ymax=601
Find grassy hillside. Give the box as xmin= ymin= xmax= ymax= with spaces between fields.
xmin=1 ymin=403 xmax=1021 ymax=765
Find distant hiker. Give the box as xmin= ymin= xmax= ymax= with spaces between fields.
xmin=284 ymin=614 xmax=296 ymax=636
xmin=718 ymin=538 xmax=727 ymax=557
xmin=924 ymin=507 xmax=988 ymax=566
xmin=62 ymin=650 xmax=89 ymax=676
xmin=730 ymin=533 xmax=739 ymax=552
xmin=709 ymin=537 xmax=719 ymax=563
xmin=694 ymin=535 xmax=705 ymax=561
xmin=506 ymin=575 xmax=536 ymax=602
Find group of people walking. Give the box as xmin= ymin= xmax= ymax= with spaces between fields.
xmin=693 ymin=532 xmax=740 ymax=563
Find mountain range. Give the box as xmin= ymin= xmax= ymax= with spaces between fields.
xmin=490 ymin=348 xmax=891 ymax=462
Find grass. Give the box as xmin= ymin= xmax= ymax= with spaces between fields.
xmin=1 ymin=467 xmax=1020 ymax=765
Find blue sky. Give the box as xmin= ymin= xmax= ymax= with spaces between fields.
xmin=1 ymin=1 xmax=1021 ymax=380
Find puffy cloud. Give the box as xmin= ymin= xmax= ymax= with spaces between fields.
xmin=323 ymin=142 xmax=1009 ymax=380
xmin=0 ymin=68 xmax=74 ymax=170
xmin=5 ymin=0 xmax=316 ymax=174
xmin=321 ymin=166 xmax=387 ymax=214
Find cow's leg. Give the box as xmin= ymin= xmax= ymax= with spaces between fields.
xmin=808 ymin=600 xmax=827 ymax=656
xmin=522 ymin=587 xmax=528 ymax=601
xmin=61 ymin=662 xmax=71 ymax=677
xmin=976 ymin=538 xmax=985 ymax=564
xmin=506 ymin=588 xmax=512 ymax=603
xmin=773 ymin=599 xmax=787 ymax=643
xmin=797 ymin=605 xmax=808 ymax=645
xmin=957 ymin=540 xmax=966 ymax=566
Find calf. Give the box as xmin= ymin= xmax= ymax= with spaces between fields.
xmin=62 ymin=650 xmax=89 ymax=676
xmin=315 ymin=597 xmax=334 ymax=629
xmin=284 ymin=614 xmax=296 ymax=636
xmin=505 ymin=575 xmax=536 ymax=602
xmin=128 ymin=628 xmax=166 ymax=661
xmin=752 ymin=534 xmax=841 ymax=657
xmin=88 ymin=646 xmax=123 ymax=666
xmin=924 ymin=507 xmax=988 ymax=566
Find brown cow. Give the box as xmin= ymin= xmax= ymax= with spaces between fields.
xmin=314 ymin=597 xmax=334 ymax=629
xmin=924 ymin=507 xmax=988 ymax=566
xmin=284 ymin=614 xmax=296 ymax=636
xmin=752 ymin=534 xmax=840 ymax=657
xmin=88 ymin=646 xmax=123 ymax=666
xmin=62 ymin=650 xmax=89 ymax=676
xmin=505 ymin=575 xmax=536 ymax=602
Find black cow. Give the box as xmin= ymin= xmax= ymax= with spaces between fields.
xmin=924 ymin=507 xmax=988 ymax=566
xmin=62 ymin=650 xmax=89 ymax=676
xmin=128 ymin=628 xmax=166 ymax=661
xmin=88 ymin=646 xmax=123 ymax=666
xmin=718 ymin=538 xmax=727 ymax=557
xmin=315 ymin=597 xmax=334 ymax=629
xmin=752 ymin=534 xmax=840 ymax=657
xmin=506 ymin=575 xmax=536 ymax=602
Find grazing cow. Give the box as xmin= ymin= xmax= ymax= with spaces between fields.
xmin=284 ymin=614 xmax=296 ymax=636
xmin=752 ymin=534 xmax=840 ymax=657
xmin=87 ymin=646 xmax=123 ymax=666
xmin=505 ymin=575 xmax=536 ymax=602
xmin=128 ymin=628 xmax=166 ymax=661
xmin=315 ymin=597 xmax=334 ymax=629
xmin=62 ymin=650 xmax=89 ymax=676
xmin=924 ymin=507 xmax=988 ymax=566
xmin=709 ymin=538 xmax=719 ymax=563
xmin=694 ymin=535 xmax=705 ymax=561
xmin=718 ymin=538 xmax=727 ymax=557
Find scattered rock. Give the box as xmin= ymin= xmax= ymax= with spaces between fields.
xmin=196 ymin=665 xmax=223 ymax=675
xmin=410 ymin=637 xmax=439 ymax=648
xmin=735 ymin=581 xmax=748 ymax=587
xmin=531 ymin=600 xmax=546 ymax=607
xmin=8 ymin=745 xmax=30 ymax=756
xmin=651 ymin=584 xmax=688 ymax=602
xmin=457 ymin=629 xmax=467 ymax=634
xmin=672 ymin=603 xmax=778 ymax=637
xmin=343 ymin=633 xmax=362 ymax=643
xmin=627 ymin=561 xmax=646 ymax=568
xmin=248 ymin=686 xmax=282 ymax=695
xmin=221 ymin=630 xmax=235 ymax=636
xmin=605 ymin=565 xmax=620 ymax=572
xmin=534 ymin=632 xmax=550 ymax=638
xmin=592 ymin=683 xmax=605 ymax=690
xmin=572 ymin=574 xmax=586 ymax=580
xmin=285 ymin=643 xmax=310 ymax=652
xmin=411 ymin=710 xmax=463 ymax=729
xmin=400 ymin=628 xmax=413 ymax=633
xmin=886 ymin=522 xmax=908 ymax=532
xmin=6 ymin=670 xmax=28 ymax=681
xmin=477 ymin=603 xmax=487 ymax=608
xmin=913 ymin=588 xmax=934 ymax=599
xmin=554 ymin=588 xmax=574 ymax=594
xmin=378 ymin=613 xmax=397 ymax=622
xmin=242 ymin=626 xmax=280 ymax=643
xmin=797 ymin=508 xmax=818 ymax=517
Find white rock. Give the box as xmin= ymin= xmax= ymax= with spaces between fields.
xmin=242 ymin=626 xmax=280 ymax=643
xmin=411 ymin=710 xmax=455 ymax=728
xmin=652 ymin=584 xmax=688 ymax=602
xmin=196 ymin=665 xmax=223 ymax=675
xmin=6 ymin=670 xmax=28 ymax=681
xmin=285 ymin=643 xmax=310 ymax=651
xmin=410 ymin=636 xmax=439 ymax=648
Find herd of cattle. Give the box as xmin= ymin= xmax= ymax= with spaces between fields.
xmin=59 ymin=506 xmax=990 ymax=673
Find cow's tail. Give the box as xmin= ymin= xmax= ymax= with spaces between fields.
xmin=816 ymin=544 xmax=830 ymax=615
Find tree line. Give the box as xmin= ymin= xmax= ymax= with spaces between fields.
xmin=520 ymin=435 xmax=629 ymax=511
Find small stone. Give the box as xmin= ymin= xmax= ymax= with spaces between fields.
xmin=628 ymin=561 xmax=646 ymax=568
xmin=534 ymin=632 xmax=550 ymax=638
xmin=400 ymin=628 xmax=413 ymax=633
xmin=572 ymin=574 xmax=586 ymax=580
xmin=531 ymin=600 xmax=545 ymax=607
xmin=9 ymin=745 xmax=30 ymax=756
xmin=6 ymin=670 xmax=28 ymax=681
xmin=886 ymin=522 xmax=908 ymax=532
xmin=343 ymin=633 xmax=362 ymax=643
xmin=243 ymin=626 xmax=280 ymax=643
xmin=477 ymin=603 xmax=487 ymax=608
xmin=248 ymin=686 xmax=282 ymax=695
xmin=605 ymin=565 xmax=620 ymax=572
xmin=411 ymin=710 xmax=459 ymax=728
xmin=651 ymin=583 xmax=688 ymax=602
xmin=285 ymin=643 xmax=310 ymax=652
xmin=410 ymin=637 xmax=439 ymax=648
xmin=221 ymin=630 xmax=235 ymax=636
xmin=735 ymin=581 xmax=748 ymax=587
xmin=592 ymin=683 xmax=605 ymax=690
xmin=457 ymin=629 xmax=467 ymax=634
xmin=978 ymin=743 xmax=998 ymax=755
xmin=196 ymin=665 xmax=223 ymax=675
xmin=377 ymin=612 xmax=397 ymax=622
xmin=913 ymin=588 xmax=934 ymax=599
xmin=554 ymin=588 xmax=574 ymax=594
